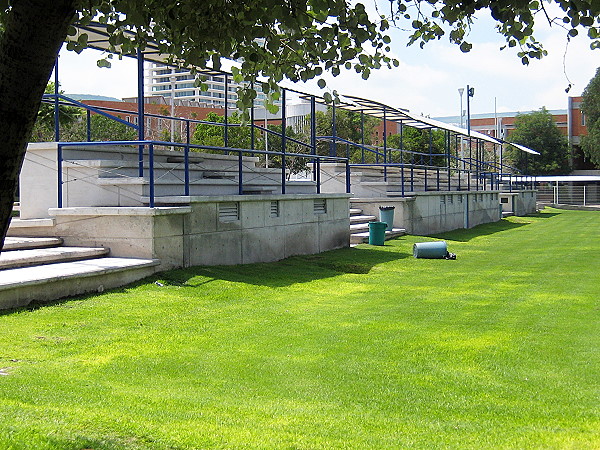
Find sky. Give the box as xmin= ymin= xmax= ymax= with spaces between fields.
xmin=55 ymin=3 xmax=598 ymax=119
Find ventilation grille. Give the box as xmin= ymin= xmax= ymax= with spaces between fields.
xmin=219 ymin=202 xmax=239 ymax=221
xmin=270 ymin=201 xmax=279 ymax=217
xmin=440 ymin=196 xmax=446 ymax=204
xmin=314 ymin=199 xmax=327 ymax=214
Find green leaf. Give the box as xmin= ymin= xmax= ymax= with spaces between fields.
xmin=97 ymin=58 xmax=112 ymax=68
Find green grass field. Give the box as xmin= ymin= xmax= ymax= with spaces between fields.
xmin=0 ymin=208 xmax=598 ymax=449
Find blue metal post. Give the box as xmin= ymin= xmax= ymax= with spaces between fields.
xmin=281 ymin=88 xmax=286 ymax=194
xmin=447 ymin=131 xmax=451 ymax=191
xmin=456 ymin=134 xmax=464 ymax=191
xmin=54 ymin=58 xmax=60 ymax=142
xmin=86 ymin=110 xmax=92 ymax=142
xmin=224 ymin=74 xmax=229 ymax=149
xmin=137 ymin=48 xmax=145 ymax=177
xmin=311 ymin=96 xmax=320 ymax=193
xmin=57 ymin=144 xmax=63 ymax=208
xmin=250 ymin=83 xmax=255 ymax=152
xmin=383 ymin=108 xmax=387 ymax=182
xmin=185 ymin=120 xmax=190 ymax=195
xmin=331 ymin=101 xmax=337 ymax=157
xmin=316 ymin=159 xmax=321 ymax=194
xmin=429 ymin=128 xmax=433 ymax=166
xmin=493 ymin=144 xmax=498 ymax=189
xmin=149 ymin=144 xmax=155 ymax=207
xmin=238 ymin=150 xmax=243 ymax=195
xmin=361 ymin=110 xmax=365 ymax=163
xmin=345 ymin=161 xmax=351 ymax=194
xmin=467 ymin=84 xmax=473 ymax=191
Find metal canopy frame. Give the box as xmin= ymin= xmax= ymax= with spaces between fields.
xmin=45 ymin=21 xmax=539 ymax=204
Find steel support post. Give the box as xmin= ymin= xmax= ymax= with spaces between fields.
xmin=54 ymin=58 xmax=60 ymax=142
xmin=281 ymin=88 xmax=286 ymax=194
xmin=185 ymin=120 xmax=190 ymax=195
xmin=137 ymin=48 xmax=145 ymax=177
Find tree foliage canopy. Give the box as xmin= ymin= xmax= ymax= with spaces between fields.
xmin=4 ymin=0 xmax=598 ymax=110
xmin=506 ymin=108 xmax=569 ymax=175
xmin=315 ymin=107 xmax=380 ymax=143
xmin=581 ymin=67 xmax=600 ymax=167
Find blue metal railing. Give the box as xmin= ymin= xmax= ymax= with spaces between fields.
xmin=45 ymin=94 xmax=533 ymax=204
xmin=56 ymin=140 xmax=350 ymax=208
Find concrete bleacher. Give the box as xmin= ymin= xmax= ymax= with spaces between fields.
xmin=319 ymin=163 xmax=479 ymax=198
xmin=21 ymin=143 xmax=317 ymax=218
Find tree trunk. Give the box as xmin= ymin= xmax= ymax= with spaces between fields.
xmin=0 ymin=0 xmax=76 ymax=251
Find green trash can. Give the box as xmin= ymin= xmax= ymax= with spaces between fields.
xmin=368 ymin=221 xmax=387 ymax=246
xmin=379 ymin=206 xmax=395 ymax=231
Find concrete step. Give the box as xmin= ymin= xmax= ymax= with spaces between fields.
xmin=350 ymin=214 xmax=376 ymax=224
xmin=2 ymin=237 xmax=63 ymax=251
xmin=0 ymin=257 xmax=160 ymax=310
xmin=8 ymin=218 xmax=55 ymax=230
xmin=350 ymin=222 xmax=371 ymax=233
xmin=62 ymin=146 xmax=259 ymax=166
xmin=0 ymin=246 xmax=109 ymax=270
xmin=64 ymin=159 xmax=279 ymax=179
xmin=350 ymin=228 xmax=407 ymax=245
xmin=349 ymin=208 xmax=362 ymax=216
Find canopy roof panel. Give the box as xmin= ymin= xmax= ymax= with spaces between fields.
xmin=505 ymin=142 xmax=541 ymax=156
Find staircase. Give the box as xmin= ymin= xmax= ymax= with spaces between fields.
xmin=349 ymin=205 xmax=406 ymax=245
xmin=0 ymin=236 xmax=159 ymax=310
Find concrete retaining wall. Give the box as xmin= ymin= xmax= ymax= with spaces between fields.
xmin=499 ymin=190 xmax=537 ymax=216
xmin=352 ymin=191 xmax=502 ymax=235
xmin=9 ymin=194 xmax=351 ymax=269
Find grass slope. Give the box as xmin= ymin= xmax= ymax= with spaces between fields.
xmin=0 ymin=208 xmax=598 ymax=449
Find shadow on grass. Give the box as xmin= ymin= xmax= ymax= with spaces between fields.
xmin=155 ymin=245 xmax=409 ymax=288
xmin=429 ymin=218 xmax=529 ymax=242
xmin=527 ymin=211 xmax=561 ymax=219
xmin=5 ymin=245 xmax=408 ymax=315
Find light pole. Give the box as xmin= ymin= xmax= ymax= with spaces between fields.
xmin=466 ymin=85 xmax=475 ymax=176
xmin=458 ymin=88 xmax=464 ymax=168
xmin=170 ymin=75 xmax=176 ymax=145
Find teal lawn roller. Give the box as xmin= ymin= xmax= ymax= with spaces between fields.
xmin=413 ymin=241 xmax=455 ymax=259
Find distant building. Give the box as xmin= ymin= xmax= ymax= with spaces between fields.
xmin=145 ymin=63 xmax=275 ymax=109
xmin=435 ymin=96 xmax=592 ymax=169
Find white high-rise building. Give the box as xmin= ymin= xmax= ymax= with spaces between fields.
xmin=145 ymin=63 xmax=270 ymax=109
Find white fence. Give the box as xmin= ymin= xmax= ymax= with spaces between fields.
xmin=537 ymin=185 xmax=600 ymax=206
